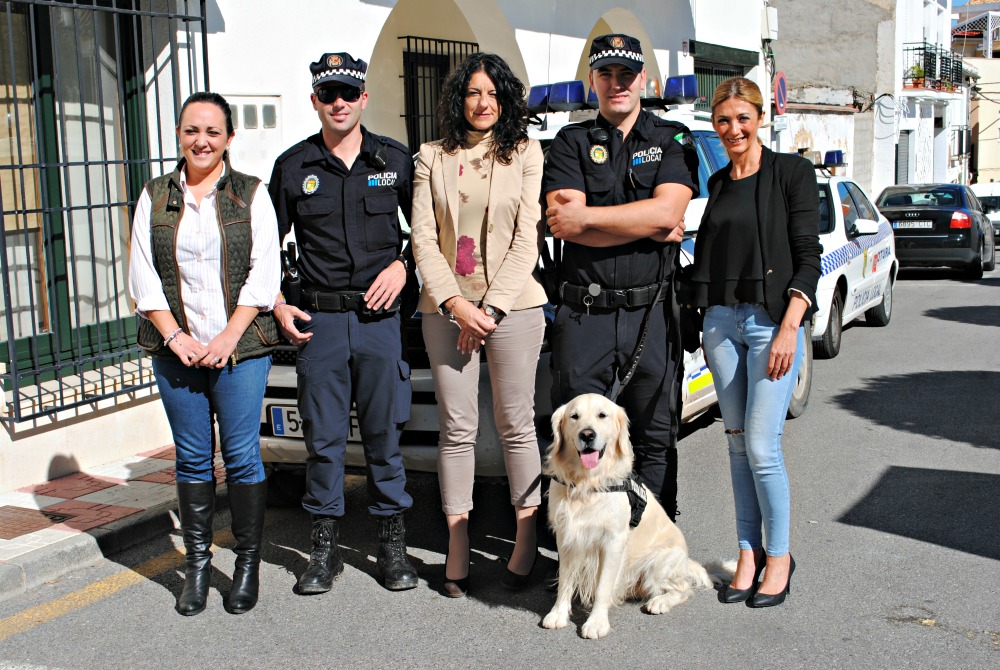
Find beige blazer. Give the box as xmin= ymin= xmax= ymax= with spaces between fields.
xmin=411 ymin=137 xmax=547 ymax=314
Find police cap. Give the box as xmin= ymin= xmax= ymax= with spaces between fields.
xmin=588 ymin=34 xmax=644 ymax=72
xmin=310 ymin=52 xmax=367 ymax=89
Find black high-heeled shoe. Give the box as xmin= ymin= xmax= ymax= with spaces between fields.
xmin=722 ymin=549 xmax=765 ymax=604
xmin=750 ymin=555 xmax=795 ymax=608
xmin=500 ymin=551 xmax=538 ymax=591
xmin=442 ymin=552 xmax=470 ymax=598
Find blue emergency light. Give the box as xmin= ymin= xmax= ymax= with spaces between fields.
xmin=662 ymin=75 xmax=697 ymax=104
xmin=527 ymin=84 xmax=551 ymax=114
xmin=824 ymin=150 xmax=845 ymax=166
xmin=548 ymin=80 xmax=587 ymax=111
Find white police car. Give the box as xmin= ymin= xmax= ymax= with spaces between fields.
xmin=810 ymin=173 xmax=897 ymax=359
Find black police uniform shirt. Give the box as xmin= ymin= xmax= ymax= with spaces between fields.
xmin=268 ymin=126 xmax=413 ymax=293
xmin=543 ymin=109 xmax=699 ymax=290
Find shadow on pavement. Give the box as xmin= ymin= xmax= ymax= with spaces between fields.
xmin=923 ymin=305 xmax=1000 ymax=328
xmin=838 ymin=466 xmax=1000 ymax=561
xmin=830 ymin=370 xmax=996 ymax=450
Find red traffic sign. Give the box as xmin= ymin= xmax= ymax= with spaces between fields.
xmin=774 ymin=71 xmax=788 ymax=115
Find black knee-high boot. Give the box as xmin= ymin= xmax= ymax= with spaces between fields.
xmin=176 ymin=481 xmax=216 ymax=616
xmin=225 ymin=481 xmax=267 ymax=614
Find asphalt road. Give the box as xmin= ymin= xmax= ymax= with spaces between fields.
xmin=1 ymin=266 xmax=997 ymax=669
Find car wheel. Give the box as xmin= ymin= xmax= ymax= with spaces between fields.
xmin=985 ymin=235 xmax=997 ymax=272
xmin=965 ymin=240 xmax=984 ymax=280
xmin=786 ymin=330 xmax=812 ymax=419
xmin=865 ymin=277 xmax=893 ymax=327
xmin=814 ymin=292 xmax=842 ymax=359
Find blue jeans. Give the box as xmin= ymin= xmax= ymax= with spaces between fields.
xmin=702 ymin=304 xmax=804 ymax=556
xmin=152 ymin=355 xmax=271 ymax=484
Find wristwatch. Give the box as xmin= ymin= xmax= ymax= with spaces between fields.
xmin=395 ymin=253 xmax=409 ymax=271
xmin=484 ymin=304 xmax=506 ymax=324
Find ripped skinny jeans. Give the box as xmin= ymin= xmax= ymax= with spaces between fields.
xmin=702 ymin=304 xmax=804 ymax=556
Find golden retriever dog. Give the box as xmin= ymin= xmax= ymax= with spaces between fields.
xmin=542 ymin=393 xmax=732 ymax=639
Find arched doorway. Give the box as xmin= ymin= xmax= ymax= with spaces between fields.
xmin=365 ymin=0 xmax=526 ymax=151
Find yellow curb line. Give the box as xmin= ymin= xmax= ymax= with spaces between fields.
xmin=0 ymin=530 xmax=234 ymax=643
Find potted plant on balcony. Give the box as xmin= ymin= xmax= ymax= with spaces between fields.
xmin=905 ymin=63 xmax=925 ymax=89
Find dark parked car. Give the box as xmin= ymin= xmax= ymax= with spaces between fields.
xmin=876 ymin=184 xmax=996 ymax=279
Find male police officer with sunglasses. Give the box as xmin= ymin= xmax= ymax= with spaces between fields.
xmin=268 ymin=52 xmax=418 ymax=594
xmin=543 ymin=35 xmax=699 ymax=521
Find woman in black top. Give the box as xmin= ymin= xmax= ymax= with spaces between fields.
xmin=693 ymin=77 xmax=821 ymax=608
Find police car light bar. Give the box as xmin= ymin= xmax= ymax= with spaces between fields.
xmin=527 ymin=81 xmax=592 ymax=115
xmin=662 ymin=75 xmax=697 ymax=105
xmin=527 ymin=84 xmax=551 ymax=115
xmin=548 ymin=80 xmax=588 ymax=111
xmin=529 ymin=74 xmax=696 ymax=115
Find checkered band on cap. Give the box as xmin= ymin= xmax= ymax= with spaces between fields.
xmin=311 ymin=68 xmax=367 ymax=85
xmin=589 ymin=49 xmax=644 ymax=67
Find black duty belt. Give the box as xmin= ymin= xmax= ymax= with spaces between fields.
xmin=562 ymin=282 xmax=664 ymax=310
xmin=303 ymin=289 xmax=400 ymax=315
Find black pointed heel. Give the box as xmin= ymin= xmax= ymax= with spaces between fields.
xmin=442 ymin=552 xmax=470 ymax=598
xmin=500 ymin=551 xmax=538 ymax=592
xmin=722 ymin=549 xmax=765 ymax=604
xmin=750 ymin=555 xmax=795 ymax=608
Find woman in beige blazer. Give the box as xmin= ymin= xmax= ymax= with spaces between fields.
xmin=411 ymin=53 xmax=546 ymax=597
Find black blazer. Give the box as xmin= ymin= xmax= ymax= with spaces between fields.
xmin=699 ymin=146 xmax=822 ymax=325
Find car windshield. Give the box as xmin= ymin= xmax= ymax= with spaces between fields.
xmin=978 ymin=195 xmax=1000 ymax=214
xmin=698 ymin=132 xmax=728 ymax=171
xmin=877 ymin=187 xmax=962 ymax=208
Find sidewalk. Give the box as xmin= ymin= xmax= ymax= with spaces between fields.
xmin=0 ymin=446 xmax=226 ymax=602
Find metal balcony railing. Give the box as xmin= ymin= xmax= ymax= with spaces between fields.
xmin=903 ymin=42 xmax=964 ymax=92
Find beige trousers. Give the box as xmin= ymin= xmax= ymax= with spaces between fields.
xmin=422 ymin=308 xmax=545 ymax=514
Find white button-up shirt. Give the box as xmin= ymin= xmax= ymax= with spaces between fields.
xmin=128 ymin=169 xmax=280 ymax=345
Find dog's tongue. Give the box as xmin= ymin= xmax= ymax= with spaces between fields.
xmin=580 ymin=450 xmax=600 ymax=469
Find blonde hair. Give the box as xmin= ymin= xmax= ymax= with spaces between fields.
xmin=711 ymin=77 xmax=764 ymax=116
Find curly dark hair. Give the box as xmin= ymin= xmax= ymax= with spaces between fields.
xmin=437 ymin=53 xmax=528 ymax=165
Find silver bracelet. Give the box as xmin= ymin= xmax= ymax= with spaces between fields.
xmin=163 ymin=328 xmax=183 ymax=346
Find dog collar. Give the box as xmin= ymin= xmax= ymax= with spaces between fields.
xmin=550 ymin=472 xmax=647 ymax=528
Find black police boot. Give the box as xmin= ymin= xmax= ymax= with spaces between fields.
xmin=225 ymin=481 xmax=267 ymax=614
xmin=295 ymin=516 xmax=344 ymax=594
xmin=175 ymin=481 xmax=216 ymax=616
xmin=375 ymin=514 xmax=418 ymax=591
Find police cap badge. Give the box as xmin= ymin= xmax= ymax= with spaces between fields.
xmin=588 ymin=34 xmax=644 ymax=72
xmin=310 ymin=52 xmax=367 ymax=89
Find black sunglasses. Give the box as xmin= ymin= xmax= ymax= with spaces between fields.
xmin=314 ymin=86 xmax=362 ymax=104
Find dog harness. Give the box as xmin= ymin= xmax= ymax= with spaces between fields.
xmin=552 ymin=473 xmax=647 ymax=528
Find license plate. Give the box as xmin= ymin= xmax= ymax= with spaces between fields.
xmin=893 ymin=220 xmax=933 ymax=229
xmin=270 ymin=405 xmax=303 ymax=437
xmin=268 ymin=404 xmax=360 ymax=440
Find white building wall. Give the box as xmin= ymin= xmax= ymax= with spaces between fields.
xmin=205 ymin=0 xmax=766 ymax=164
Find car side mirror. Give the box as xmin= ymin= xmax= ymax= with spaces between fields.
xmin=850 ymin=217 xmax=880 ymax=236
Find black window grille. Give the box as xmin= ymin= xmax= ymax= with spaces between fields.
xmin=0 ymin=0 xmax=208 ymax=421
xmin=399 ymin=36 xmax=479 ymax=155
xmin=694 ymin=62 xmax=745 ymax=112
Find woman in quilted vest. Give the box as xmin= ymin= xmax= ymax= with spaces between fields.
xmin=128 ymin=92 xmax=280 ymax=616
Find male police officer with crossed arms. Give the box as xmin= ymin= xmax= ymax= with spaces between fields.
xmin=544 ymin=35 xmax=698 ymax=520
xmin=269 ymin=52 xmax=418 ymax=593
